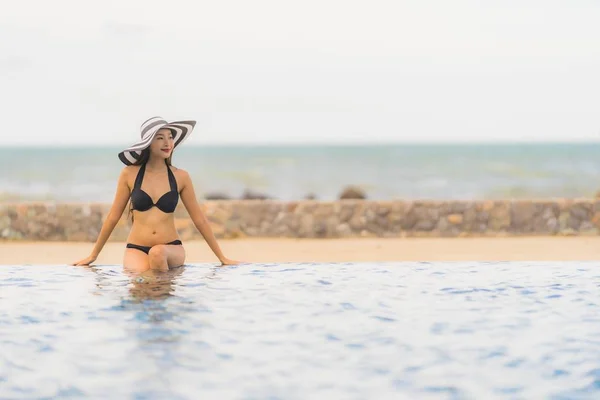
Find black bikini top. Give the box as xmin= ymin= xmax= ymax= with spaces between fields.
xmin=130 ymin=161 xmax=179 ymax=213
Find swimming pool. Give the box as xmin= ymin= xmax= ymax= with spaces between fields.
xmin=1 ymin=262 xmax=599 ymax=399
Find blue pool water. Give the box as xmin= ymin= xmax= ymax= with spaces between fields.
xmin=1 ymin=262 xmax=600 ymax=399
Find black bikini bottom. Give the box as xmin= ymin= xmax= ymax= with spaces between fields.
xmin=126 ymin=240 xmax=182 ymax=255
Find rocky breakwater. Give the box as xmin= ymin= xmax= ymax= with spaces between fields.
xmin=1 ymin=199 xmax=600 ymax=242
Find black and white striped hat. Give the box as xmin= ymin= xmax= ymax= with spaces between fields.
xmin=118 ymin=116 xmax=196 ymax=165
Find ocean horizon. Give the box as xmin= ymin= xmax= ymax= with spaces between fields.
xmin=1 ymin=143 xmax=600 ymax=203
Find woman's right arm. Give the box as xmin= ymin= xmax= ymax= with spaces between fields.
xmin=72 ymin=167 xmax=131 ymax=266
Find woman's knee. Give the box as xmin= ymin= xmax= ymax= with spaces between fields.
xmin=148 ymin=245 xmax=167 ymax=263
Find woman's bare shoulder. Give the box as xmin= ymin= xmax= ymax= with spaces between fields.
xmin=171 ymin=166 xmax=190 ymax=179
xmin=121 ymin=165 xmax=140 ymax=176
xmin=170 ymin=166 xmax=191 ymax=187
xmin=119 ymin=165 xmax=141 ymax=186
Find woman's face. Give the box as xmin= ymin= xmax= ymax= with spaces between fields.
xmin=149 ymin=128 xmax=174 ymax=160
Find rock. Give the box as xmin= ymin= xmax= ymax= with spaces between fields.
xmin=204 ymin=192 xmax=231 ymax=200
xmin=592 ymin=212 xmax=600 ymax=228
xmin=298 ymin=213 xmax=314 ymax=237
xmin=348 ymin=213 xmax=366 ymax=231
xmin=546 ymin=218 xmax=559 ymax=233
xmin=339 ymin=203 xmax=358 ymax=222
xmin=286 ymin=202 xmax=299 ymax=213
xmin=447 ymin=214 xmax=463 ymax=225
xmin=405 ymin=205 xmax=439 ymax=231
xmin=224 ymin=227 xmax=246 ymax=239
xmin=414 ymin=219 xmax=436 ymax=231
xmin=209 ymin=222 xmax=225 ymax=238
xmin=558 ymin=212 xmax=570 ymax=230
xmin=570 ymin=203 xmax=591 ymax=220
xmin=0 ymin=215 xmax=11 ymax=231
xmin=206 ymin=207 xmax=231 ymax=224
xmin=488 ymin=203 xmax=510 ymax=231
xmin=436 ymin=217 xmax=450 ymax=231
xmin=339 ymin=186 xmax=366 ymax=199
xmin=366 ymin=216 xmax=387 ymax=235
xmin=580 ymin=221 xmax=596 ymax=233
xmin=365 ymin=207 xmax=376 ymax=222
xmin=335 ymin=223 xmax=352 ymax=237
xmin=533 ymin=204 xmax=560 ymax=233
xmin=376 ymin=204 xmax=391 ymax=217
xmin=241 ymin=189 xmax=271 ymax=200
xmin=510 ymin=201 xmax=536 ymax=232
xmin=314 ymin=221 xmax=327 ymax=237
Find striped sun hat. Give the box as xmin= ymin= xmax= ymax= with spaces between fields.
xmin=118 ymin=116 xmax=196 ymax=165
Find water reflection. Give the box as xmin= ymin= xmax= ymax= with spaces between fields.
xmin=125 ymin=266 xmax=186 ymax=302
xmin=83 ymin=264 xmax=219 ymax=354
xmin=81 ymin=264 xmax=222 ymax=345
xmin=86 ymin=264 xmax=221 ymax=302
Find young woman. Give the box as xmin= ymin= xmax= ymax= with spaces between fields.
xmin=72 ymin=116 xmax=241 ymax=272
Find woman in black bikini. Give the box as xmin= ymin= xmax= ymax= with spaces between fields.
xmin=72 ymin=116 xmax=240 ymax=272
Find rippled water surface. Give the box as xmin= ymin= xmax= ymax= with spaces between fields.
xmin=2 ymin=262 xmax=600 ymax=399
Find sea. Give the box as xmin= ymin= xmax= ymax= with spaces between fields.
xmin=2 ymin=261 xmax=600 ymax=399
xmin=1 ymin=143 xmax=600 ymax=202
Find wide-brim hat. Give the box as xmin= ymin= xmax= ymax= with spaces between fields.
xmin=118 ymin=116 xmax=196 ymax=165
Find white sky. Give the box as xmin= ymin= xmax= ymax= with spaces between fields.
xmin=1 ymin=0 xmax=599 ymax=146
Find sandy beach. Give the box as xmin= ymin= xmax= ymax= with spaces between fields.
xmin=1 ymin=236 xmax=600 ymax=265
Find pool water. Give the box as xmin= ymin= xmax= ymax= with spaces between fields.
xmin=1 ymin=262 xmax=600 ymax=399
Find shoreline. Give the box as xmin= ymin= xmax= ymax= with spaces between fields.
xmin=2 ymin=236 xmax=600 ymax=265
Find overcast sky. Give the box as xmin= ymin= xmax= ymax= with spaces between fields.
xmin=1 ymin=0 xmax=599 ymax=146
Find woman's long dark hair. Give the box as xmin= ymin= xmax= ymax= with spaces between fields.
xmin=126 ymin=148 xmax=173 ymax=223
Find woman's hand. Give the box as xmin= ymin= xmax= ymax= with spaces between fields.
xmin=219 ymin=257 xmax=243 ymax=266
xmin=71 ymin=254 xmax=97 ymax=267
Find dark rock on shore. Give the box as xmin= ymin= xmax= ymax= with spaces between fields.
xmin=339 ymin=186 xmax=367 ymax=199
xmin=241 ymin=189 xmax=272 ymax=200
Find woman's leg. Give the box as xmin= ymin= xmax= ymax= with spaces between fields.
xmin=124 ymin=247 xmax=151 ymax=273
xmin=147 ymin=244 xmax=186 ymax=272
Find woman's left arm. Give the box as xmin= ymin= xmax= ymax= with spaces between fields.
xmin=178 ymin=170 xmax=241 ymax=266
